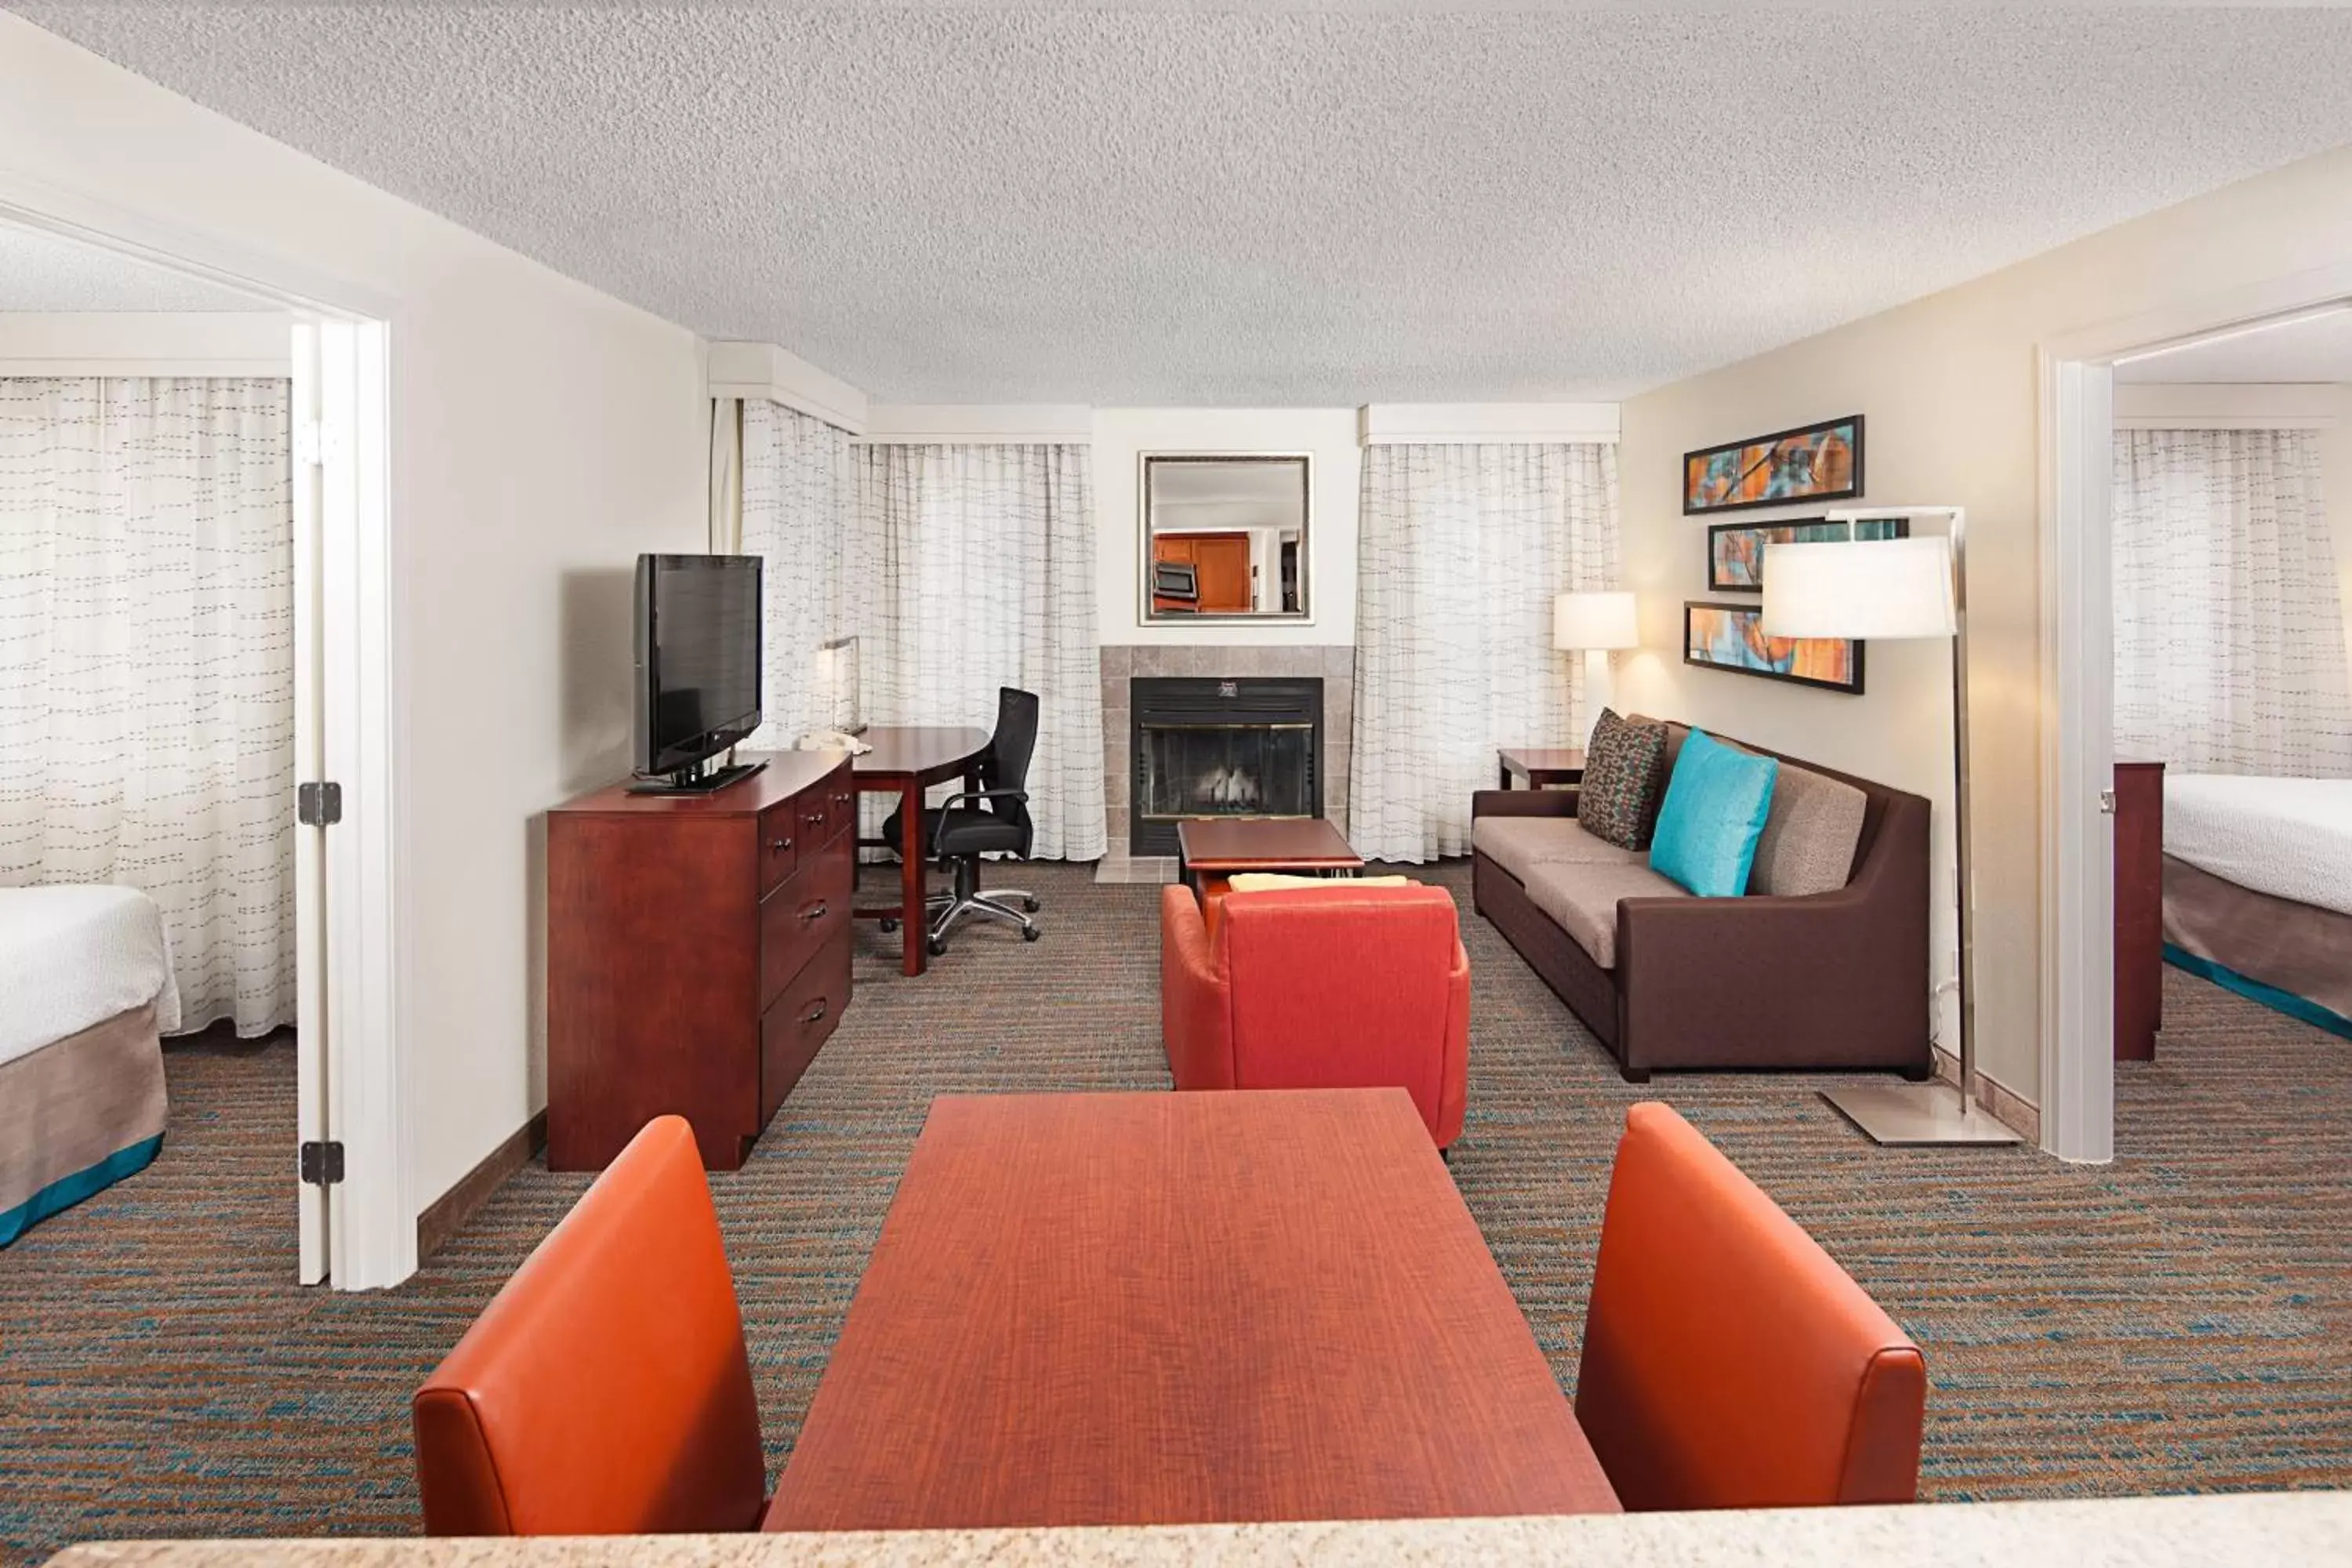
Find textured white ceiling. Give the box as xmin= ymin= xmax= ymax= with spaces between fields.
xmin=0 ymin=222 xmax=273 ymax=311
xmin=20 ymin=6 xmax=2352 ymax=401
xmin=2116 ymin=309 xmax=2352 ymax=383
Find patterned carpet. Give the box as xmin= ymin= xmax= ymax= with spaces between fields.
xmin=3 ymin=859 xmax=2349 ymax=1563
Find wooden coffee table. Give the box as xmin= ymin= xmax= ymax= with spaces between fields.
xmin=1174 ymin=816 xmax=1364 ymax=895
xmin=764 ymin=1089 xmax=1621 ymax=1530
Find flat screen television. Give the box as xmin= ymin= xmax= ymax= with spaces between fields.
xmin=630 ymin=553 xmax=764 ymax=792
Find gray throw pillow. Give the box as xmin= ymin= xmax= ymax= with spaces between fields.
xmin=1577 ymin=709 xmax=1669 ymax=851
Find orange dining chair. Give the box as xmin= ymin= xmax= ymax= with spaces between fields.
xmin=412 ymin=1115 xmax=768 ymax=1535
xmin=1574 ymin=1102 xmax=1926 ymax=1509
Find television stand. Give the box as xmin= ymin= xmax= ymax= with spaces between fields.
xmin=625 ymin=759 xmax=766 ymax=795
xmin=550 ymin=751 xmax=857 ymax=1170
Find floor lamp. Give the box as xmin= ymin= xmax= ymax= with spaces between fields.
xmin=1761 ymin=514 xmax=2020 ymax=1146
xmin=1553 ymin=591 xmax=1639 ymax=746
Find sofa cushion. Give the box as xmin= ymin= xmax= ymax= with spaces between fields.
xmin=1656 ymin=728 xmax=1868 ymax=898
xmin=1630 ymin=715 xmax=1686 ymax=780
xmin=1472 ymin=816 xmax=1644 ymax=884
xmin=1576 ymin=710 xmax=1670 ymax=850
xmin=1750 ymin=765 xmax=1868 ymax=897
xmin=1651 ymin=730 xmax=1779 ymax=898
xmin=1523 ymin=860 xmax=1690 ymax=970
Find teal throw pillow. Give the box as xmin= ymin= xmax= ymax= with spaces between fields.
xmin=1649 ymin=730 xmax=1779 ymax=898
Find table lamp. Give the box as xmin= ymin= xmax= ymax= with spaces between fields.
xmin=1762 ymin=515 xmax=2019 ymax=1146
xmin=1552 ymin=591 xmax=1639 ymax=742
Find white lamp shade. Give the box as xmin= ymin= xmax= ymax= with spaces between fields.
xmin=1761 ymin=537 xmax=1955 ymax=641
xmin=1553 ymin=590 xmax=1639 ymax=651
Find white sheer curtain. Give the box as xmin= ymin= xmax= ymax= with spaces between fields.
xmin=857 ymin=443 xmax=1106 ymax=860
xmin=0 ymin=376 xmax=296 ymax=1033
xmin=2113 ymin=427 xmax=2352 ymax=776
xmin=741 ymin=399 xmax=859 ymax=748
xmin=1351 ymin=443 xmax=1621 ymax=861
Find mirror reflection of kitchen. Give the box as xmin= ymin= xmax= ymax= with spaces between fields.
xmin=1142 ymin=454 xmax=1309 ymax=619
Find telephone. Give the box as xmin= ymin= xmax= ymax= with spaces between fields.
xmin=797 ymin=728 xmax=873 ymax=756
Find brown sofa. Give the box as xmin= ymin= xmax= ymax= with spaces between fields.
xmin=1471 ymin=721 xmax=1932 ymax=1083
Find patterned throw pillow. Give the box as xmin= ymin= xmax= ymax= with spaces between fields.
xmin=1577 ymin=710 xmax=1670 ymax=851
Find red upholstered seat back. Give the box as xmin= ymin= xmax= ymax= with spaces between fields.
xmin=1218 ymin=887 xmax=1462 ymax=1131
xmin=1574 ymin=1102 xmax=1926 ymax=1511
xmin=412 ymin=1116 xmax=768 ymax=1536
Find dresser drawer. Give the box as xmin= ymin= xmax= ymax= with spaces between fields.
xmin=757 ymin=800 xmax=804 ymax=895
xmin=760 ymin=927 xmax=850 ymax=1122
xmin=826 ymin=768 xmax=858 ymax=844
xmin=758 ymin=842 xmax=854 ymax=1011
xmin=791 ymin=782 xmax=837 ymax=849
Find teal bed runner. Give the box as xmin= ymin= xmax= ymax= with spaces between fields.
xmin=2165 ymin=944 xmax=2352 ymax=1042
xmin=0 ymin=1133 xmax=165 ymax=1247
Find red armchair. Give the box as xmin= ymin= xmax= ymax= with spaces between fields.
xmin=412 ymin=1116 xmax=768 ymax=1535
xmin=1160 ymin=883 xmax=1472 ymax=1148
xmin=1575 ymin=1102 xmax=1926 ymax=1509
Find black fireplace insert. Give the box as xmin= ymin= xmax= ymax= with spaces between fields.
xmin=1130 ymin=676 xmax=1323 ymax=857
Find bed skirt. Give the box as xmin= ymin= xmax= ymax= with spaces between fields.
xmin=2163 ymin=856 xmax=2352 ymax=1041
xmin=0 ymin=1002 xmax=168 ymax=1247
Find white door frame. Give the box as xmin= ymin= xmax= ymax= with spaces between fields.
xmin=2035 ymin=257 xmax=2352 ymax=1164
xmin=0 ymin=172 xmax=414 ymax=1290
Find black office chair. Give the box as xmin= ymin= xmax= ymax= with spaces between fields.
xmin=880 ymin=687 xmax=1044 ymax=955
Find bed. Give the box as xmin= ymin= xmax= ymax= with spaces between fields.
xmin=0 ymin=886 xmax=179 ymax=1246
xmin=2162 ymin=773 xmax=2352 ymax=1040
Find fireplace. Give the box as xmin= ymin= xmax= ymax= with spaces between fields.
xmin=1130 ymin=677 xmax=1324 ymax=857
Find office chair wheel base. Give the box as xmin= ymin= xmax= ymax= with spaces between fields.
xmin=928 ymin=935 xmax=948 ymax=956
xmin=879 ymin=917 xmax=899 ymax=934
xmin=1022 ymin=896 xmax=1042 ymax=913
xmin=1022 ymin=925 xmax=1042 ymax=942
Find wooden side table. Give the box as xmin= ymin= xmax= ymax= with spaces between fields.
xmin=1497 ymin=747 xmax=1586 ymax=791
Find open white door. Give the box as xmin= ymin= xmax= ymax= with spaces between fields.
xmin=289 ymin=322 xmax=332 ymax=1283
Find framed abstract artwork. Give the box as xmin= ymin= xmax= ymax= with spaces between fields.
xmin=1682 ymin=416 xmax=1864 ymax=516
xmin=1683 ymin=601 xmax=1865 ymax=695
xmin=1705 ymin=516 xmax=1909 ymax=593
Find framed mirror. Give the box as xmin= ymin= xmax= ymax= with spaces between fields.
xmin=1140 ymin=453 xmax=1311 ymax=621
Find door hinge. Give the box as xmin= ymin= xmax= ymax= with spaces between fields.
xmin=2098 ymin=789 xmax=2118 ymax=816
xmin=299 ymin=1140 xmax=345 ymax=1186
xmin=297 ymin=781 xmax=343 ymax=827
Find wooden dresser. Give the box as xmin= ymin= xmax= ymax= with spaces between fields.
xmin=548 ymin=750 xmax=856 ymax=1171
xmin=2113 ymin=760 xmax=2165 ymax=1062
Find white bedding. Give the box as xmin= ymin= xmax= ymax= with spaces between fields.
xmin=2164 ymin=774 xmax=2352 ymax=919
xmin=0 ymin=886 xmax=182 ymax=1069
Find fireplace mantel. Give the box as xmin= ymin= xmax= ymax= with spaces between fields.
xmin=1098 ymin=644 xmax=1354 ymax=880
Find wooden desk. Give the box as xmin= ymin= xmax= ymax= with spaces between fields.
xmin=764 ymin=1088 xmax=1620 ymax=1531
xmin=852 ymin=726 xmax=993 ymax=976
xmin=1498 ymin=746 xmax=1587 ymax=790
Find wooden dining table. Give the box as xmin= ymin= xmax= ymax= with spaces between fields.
xmin=851 ymin=724 xmax=993 ymax=976
xmin=763 ymin=1087 xmax=1621 ymax=1531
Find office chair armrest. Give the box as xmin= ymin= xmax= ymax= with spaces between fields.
xmin=935 ymin=786 xmax=1029 ymax=813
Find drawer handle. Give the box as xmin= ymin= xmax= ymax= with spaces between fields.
xmin=800 ymin=899 xmax=828 ymax=922
xmin=770 ymin=836 xmax=793 ymax=852
xmin=802 ymin=998 xmax=829 ymax=1025
xmin=805 ymin=811 xmax=826 ymax=825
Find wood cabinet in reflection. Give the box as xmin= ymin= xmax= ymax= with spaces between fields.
xmin=1152 ymin=532 xmax=1254 ymax=614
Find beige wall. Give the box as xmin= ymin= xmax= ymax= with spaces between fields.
xmin=1617 ymin=144 xmax=2352 ymax=1107
xmin=0 ymin=17 xmax=709 ymax=1218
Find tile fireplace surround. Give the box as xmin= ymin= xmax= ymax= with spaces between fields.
xmin=1098 ymin=644 xmax=1353 ymax=883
